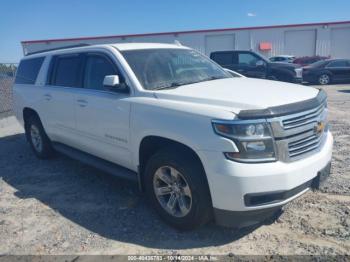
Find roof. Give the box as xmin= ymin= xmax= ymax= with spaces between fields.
xmin=21 ymin=20 xmax=350 ymax=44
xmin=270 ymin=55 xmax=296 ymax=58
xmin=24 ymin=43 xmax=187 ymax=58
xmin=112 ymin=43 xmax=188 ymax=51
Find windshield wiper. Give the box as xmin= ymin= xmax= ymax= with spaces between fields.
xmin=152 ymin=76 xmax=225 ymax=90
xmin=188 ymin=76 xmax=225 ymax=85
xmin=202 ymin=76 xmax=225 ymax=81
xmin=152 ymin=81 xmax=186 ymax=90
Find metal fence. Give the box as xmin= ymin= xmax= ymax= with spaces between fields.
xmin=0 ymin=63 xmax=17 ymax=118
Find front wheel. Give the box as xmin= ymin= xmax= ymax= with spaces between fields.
xmin=144 ymin=148 xmax=212 ymax=230
xmin=318 ymin=74 xmax=331 ymax=85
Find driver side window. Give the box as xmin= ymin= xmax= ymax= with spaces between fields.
xmin=238 ymin=53 xmax=259 ymax=66
xmin=83 ymin=55 xmax=118 ymax=90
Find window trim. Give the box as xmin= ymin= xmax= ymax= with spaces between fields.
xmin=211 ymin=52 xmax=234 ymax=66
xmin=237 ymin=52 xmax=265 ymax=66
xmin=81 ymin=52 xmax=125 ymax=91
xmin=44 ymin=50 xmax=132 ymax=97
xmin=48 ymin=53 xmax=84 ymax=88
xmin=326 ymin=60 xmax=349 ymax=68
xmin=15 ymin=57 xmax=45 ymax=85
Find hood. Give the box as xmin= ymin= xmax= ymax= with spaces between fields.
xmin=153 ymin=78 xmax=319 ymax=114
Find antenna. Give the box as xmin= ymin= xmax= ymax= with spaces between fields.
xmin=174 ymin=40 xmax=182 ymax=46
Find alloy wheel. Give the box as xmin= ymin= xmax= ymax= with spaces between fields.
xmin=153 ymin=166 xmax=192 ymax=217
xmin=319 ymin=74 xmax=330 ymax=85
xmin=30 ymin=125 xmax=43 ymax=153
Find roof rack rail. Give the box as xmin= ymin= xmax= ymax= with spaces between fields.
xmin=25 ymin=43 xmax=90 ymax=56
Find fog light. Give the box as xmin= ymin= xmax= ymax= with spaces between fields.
xmin=244 ymin=141 xmax=266 ymax=151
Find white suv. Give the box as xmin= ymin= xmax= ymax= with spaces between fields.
xmin=13 ymin=43 xmax=333 ymax=229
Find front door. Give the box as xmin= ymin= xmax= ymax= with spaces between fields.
xmin=235 ymin=52 xmax=267 ymax=79
xmin=74 ymin=53 xmax=132 ymax=169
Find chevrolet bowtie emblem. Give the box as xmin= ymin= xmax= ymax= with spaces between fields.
xmin=314 ymin=121 xmax=325 ymax=135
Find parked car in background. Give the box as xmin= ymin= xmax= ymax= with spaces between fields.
xmin=210 ymin=50 xmax=302 ymax=83
xmin=269 ymin=55 xmax=295 ymax=63
xmin=13 ymin=43 xmax=333 ymax=230
xmin=293 ymin=56 xmax=329 ymax=66
xmin=303 ymin=59 xmax=350 ymax=85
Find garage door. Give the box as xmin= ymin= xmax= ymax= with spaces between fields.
xmin=205 ymin=34 xmax=235 ymax=56
xmin=331 ymin=28 xmax=350 ymax=59
xmin=284 ymin=30 xmax=316 ymax=56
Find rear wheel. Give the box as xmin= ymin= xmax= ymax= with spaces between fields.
xmin=318 ymin=74 xmax=331 ymax=85
xmin=25 ymin=116 xmax=54 ymax=159
xmin=144 ymin=147 xmax=212 ymax=230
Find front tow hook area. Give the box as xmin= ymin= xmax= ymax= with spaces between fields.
xmin=311 ymin=161 xmax=331 ymax=190
xmin=214 ymin=161 xmax=332 ymax=228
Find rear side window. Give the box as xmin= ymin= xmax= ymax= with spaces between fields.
xmin=52 ymin=55 xmax=81 ymax=87
xmin=211 ymin=53 xmax=233 ymax=66
xmin=15 ymin=57 xmax=44 ymax=84
xmin=327 ymin=60 xmax=348 ymax=68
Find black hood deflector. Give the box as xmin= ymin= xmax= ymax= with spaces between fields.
xmin=237 ymin=89 xmax=327 ymax=119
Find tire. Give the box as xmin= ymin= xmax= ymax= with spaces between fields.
xmin=318 ymin=74 xmax=331 ymax=85
xmin=25 ymin=115 xmax=54 ymax=159
xmin=144 ymin=147 xmax=212 ymax=230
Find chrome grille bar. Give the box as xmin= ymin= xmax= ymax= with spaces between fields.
xmin=289 ymin=134 xmax=324 ymax=157
xmin=282 ymin=103 xmax=325 ymax=130
xmin=269 ymin=98 xmax=328 ymax=162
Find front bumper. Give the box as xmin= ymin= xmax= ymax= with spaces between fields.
xmin=214 ymin=161 xmax=331 ymax=228
xmin=196 ymin=131 xmax=333 ymax=226
xmin=293 ymin=77 xmax=303 ymax=83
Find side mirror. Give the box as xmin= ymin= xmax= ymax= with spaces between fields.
xmin=103 ymin=75 xmax=129 ymax=93
xmin=103 ymin=75 xmax=120 ymax=87
xmin=256 ymin=60 xmax=265 ymax=67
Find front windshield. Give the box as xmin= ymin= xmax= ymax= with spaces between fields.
xmin=121 ymin=48 xmax=231 ymax=90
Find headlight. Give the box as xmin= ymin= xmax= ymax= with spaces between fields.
xmin=212 ymin=120 xmax=276 ymax=163
xmin=294 ymin=68 xmax=303 ymax=78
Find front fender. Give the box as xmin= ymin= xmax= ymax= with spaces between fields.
xmin=129 ymin=101 xmax=237 ymax=170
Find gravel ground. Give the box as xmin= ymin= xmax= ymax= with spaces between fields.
xmin=0 ymin=84 xmax=349 ymax=256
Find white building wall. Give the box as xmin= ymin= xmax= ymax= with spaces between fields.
xmin=330 ymin=27 xmax=350 ymax=58
xmin=22 ymin=22 xmax=350 ymax=59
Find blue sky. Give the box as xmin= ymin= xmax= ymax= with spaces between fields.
xmin=1 ymin=0 xmax=349 ymax=63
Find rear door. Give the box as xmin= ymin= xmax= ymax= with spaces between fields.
xmin=44 ymin=54 xmax=83 ymax=145
xmin=74 ymin=52 xmax=132 ymax=168
xmin=326 ymin=60 xmax=350 ymax=81
xmin=210 ymin=52 xmax=234 ymax=70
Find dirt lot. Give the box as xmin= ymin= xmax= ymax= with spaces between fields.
xmin=0 ymin=84 xmax=349 ymax=256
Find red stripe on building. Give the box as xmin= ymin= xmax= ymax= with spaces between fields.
xmin=21 ymin=20 xmax=350 ymax=44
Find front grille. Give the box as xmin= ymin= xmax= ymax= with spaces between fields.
xmin=282 ymin=103 xmax=325 ymax=130
xmin=270 ymin=100 xmax=328 ymax=162
xmin=288 ymin=133 xmax=325 ymax=158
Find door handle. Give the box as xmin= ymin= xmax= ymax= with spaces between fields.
xmin=44 ymin=94 xmax=52 ymax=101
xmin=76 ymin=99 xmax=88 ymax=107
